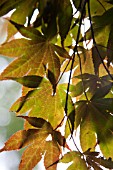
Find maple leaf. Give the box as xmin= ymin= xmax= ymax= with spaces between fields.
xmin=72 ymin=73 xmax=113 ymax=99
xmin=44 ymin=141 xmax=60 ymax=170
xmin=75 ymin=95 xmax=113 ymax=158
xmin=60 ymin=151 xmax=88 ymax=170
xmin=10 ymin=81 xmax=65 ymax=129
xmin=0 ymin=24 xmax=70 ymax=90
xmin=0 ymin=117 xmax=64 ymax=170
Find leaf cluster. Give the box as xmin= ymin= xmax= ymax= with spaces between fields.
xmin=0 ymin=0 xmax=113 ymax=170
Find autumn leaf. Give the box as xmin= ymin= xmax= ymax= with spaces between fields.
xmin=44 ymin=141 xmax=60 ymax=170
xmin=0 ymin=117 xmax=62 ymax=170
xmin=80 ymin=111 xmax=96 ymax=151
xmin=0 ymin=25 xmax=70 ymax=89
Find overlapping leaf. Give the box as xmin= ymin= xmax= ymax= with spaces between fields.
xmin=58 ymin=0 xmax=73 ymax=46
xmin=11 ymin=0 xmax=38 ymax=24
xmin=0 ymin=0 xmax=23 ymax=17
xmin=75 ymin=89 xmax=113 ymax=157
xmin=72 ymin=73 xmax=113 ymax=99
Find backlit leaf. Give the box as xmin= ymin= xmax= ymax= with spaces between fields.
xmin=107 ymin=24 xmax=113 ymax=66
xmin=52 ymin=131 xmax=66 ymax=147
xmin=0 ymin=128 xmax=49 ymax=152
xmin=10 ymin=81 xmax=64 ymax=129
xmin=80 ymin=111 xmax=96 ymax=152
xmin=75 ymin=98 xmax=113 ymax=158
xmin=44 ymin=141 xmax=61 ymax=170
xmin=86 ymin=157 xmax=103 ymax=170
xmin=91 ymin=83 xmax=113 ymax=100
xmin=60 ymin=151 xmax=88 ymax=170
xmin=0 ymin=37 xmax=70 ymax=88
xmin=19 ymin=141 xmax=43 ymax=170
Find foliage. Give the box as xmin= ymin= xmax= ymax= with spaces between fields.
xmin=0 ymin=0 xmax=113 ymax=169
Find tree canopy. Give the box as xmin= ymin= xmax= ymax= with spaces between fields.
xmin=0 ymin=0 xmax=113 ymax=169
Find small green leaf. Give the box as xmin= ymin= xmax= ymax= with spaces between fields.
xmin=10 ymin=20 xmax=44 ymax=41
xmin=60 ymin=151 xmax=88 ymax=170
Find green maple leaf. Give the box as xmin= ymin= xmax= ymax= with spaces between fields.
xmin=75 ymin=96 xmax=113 ymax=158
xmin=10 ymin=81 xmax=65 ymax=129
xmin=60 ymin=151 xmax=88 ymax=170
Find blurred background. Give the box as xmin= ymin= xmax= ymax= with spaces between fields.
xmin=0 ymin=56 xmax=23 ymax=169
